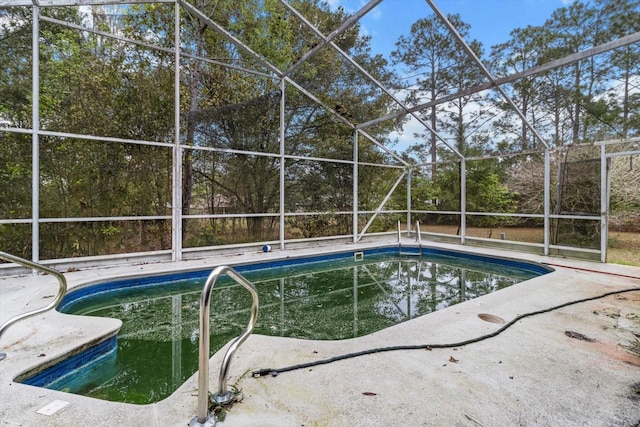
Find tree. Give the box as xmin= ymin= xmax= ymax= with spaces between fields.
xmin=600 ymin=0 xmax=640 ymax=138
xmin=391 ymin=14 xmax=469 ymax=174
xmin=3 ymin=0 xmax=638 ymax=258
xmin=543 ymin=1 xmax=608 ymax=145
xmin=0 ymin=7 xmax=34 ymax=257
xmin=175 ymin=0 xmax=397 ymax=240
xmin=0 ymin=5 xmax=177 ymax=257
xmin=490 ymin=25 xmax=550 ymax=151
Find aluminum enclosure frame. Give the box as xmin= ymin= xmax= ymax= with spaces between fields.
xmin=1 ymin=0 xmax=638 ymax=267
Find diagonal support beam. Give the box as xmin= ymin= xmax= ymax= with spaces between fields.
xmin=39 ymin=15 xmax=274 ymax=79
xmin=284 ymin=77 xmax=356 ymax=129
xmin=280 ymin=0 xmax=382 ymax=77
xmin=358 ymin=129 xmax=409 ymax=166
xmin=358 ymin=30 xmax=640 ymax=130
xmin=424 ymin=0 xmax=549 ymax=149
xmin=357 ymin=170 xmax=407 ymax=241
xmin=178 ymin=0 xmax=283 ymax=78
xmin=280 ymin=0 xmax=462 ymax=158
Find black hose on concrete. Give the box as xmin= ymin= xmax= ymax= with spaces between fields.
xmin=252 ymin=286 xmax=640 ymax=378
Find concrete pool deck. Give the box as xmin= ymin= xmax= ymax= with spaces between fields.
xmin=1 ymin=240 xmax=639 ymax=426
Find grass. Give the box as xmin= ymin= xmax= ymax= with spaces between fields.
xmin=420 ymin=225 xmax=639 ymax=267
xmin=607 ymin=231 xmax=640 ymax=266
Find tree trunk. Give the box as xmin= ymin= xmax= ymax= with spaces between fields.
xmin=182 ymin=19 xmax=207 ymax=241
xmin=572 ymin=63 xmax=581 ymax=145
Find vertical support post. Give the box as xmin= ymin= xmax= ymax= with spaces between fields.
xmin=279 ymin=79 xmax=286 ymax=250
xmin=460 ymin=159 xmax=466 ymax=244
xmin=406 ymin=168 xmax=412 ymax=237
xmin=544 ymin=148 xmax=550 ymax=256
xmin=553 ymin=159 xmax=563 ymax=247
xmin=600 ymin=144 xmax=608 ymax=263
xmin=352 ymin=131 xmax=359 ymax=243
xmin=172 ymin=3 xmax=183 ymax=262
xmin=32 ymin=5 xmax=40 ymax=264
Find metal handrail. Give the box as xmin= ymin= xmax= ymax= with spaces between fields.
xmin=415 ymin=221 xmax=422 ymax=245
xmin=190 ymin=266 xmax=259 ymax=427
xmin=0 ymin=251 xmax=67 ymax=361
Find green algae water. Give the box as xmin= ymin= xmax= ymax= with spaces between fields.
xmin=53 ymin=253 xmax=540 ymax=404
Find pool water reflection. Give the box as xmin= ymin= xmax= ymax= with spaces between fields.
xmin=49 ymin=252 xmax=544 ymax=403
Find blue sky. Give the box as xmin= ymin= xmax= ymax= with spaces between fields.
xmin=329 ymin=0 xmax=574 ymax=56
xmin=325 ymin=0 xmax=578 ymax=152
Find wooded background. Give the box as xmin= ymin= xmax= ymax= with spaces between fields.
xmin=1 ymin=0 xmax=638 ymax=261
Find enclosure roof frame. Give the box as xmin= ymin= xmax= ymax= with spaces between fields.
xmin=3 ymin=0 xmax=636 ymax=160
xmin=0 ymin=0 xmax=172 ymax=5
xmin=424 ymin=0 xmax=549 ymax=149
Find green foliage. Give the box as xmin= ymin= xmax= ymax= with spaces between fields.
xmin=465 ymin=169 xmax=518 ymax=228
xmin=408 ymin=171 xmax=441 ymax=211
xmin=1 ymin=0 xmax=639 ymax=259
xmin=0 ymin=7 xmax=33 ymax=127
xmin=176 ymin=0 xmax=396 ymax=241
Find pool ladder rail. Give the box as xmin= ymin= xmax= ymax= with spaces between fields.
xmin=397 ymin=221 xmax=423 ymax=256
xmin=415 ymin=220 xmax=423 ymax=247
xmin=0 ymin=251 xmax=68 ymax=361
xmin=190 ymin=265 xmax=259 ymax=427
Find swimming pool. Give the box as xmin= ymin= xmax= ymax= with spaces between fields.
xmin=19 ymin=246 xmax=552 ymax=404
